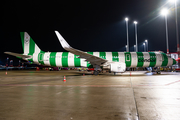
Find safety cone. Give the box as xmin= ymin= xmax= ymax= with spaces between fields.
xmin=36 ymin=67 xmax=39 ymax=71
xmin=83 ymin=73 xmax=85 ymax=76
xmin=5 ymin=71 xmax=7 ymax=75
xmin=63 ymin=75 xmax=66 ymax=82
xmin=130 ymin=72 xmax=131 ymax=76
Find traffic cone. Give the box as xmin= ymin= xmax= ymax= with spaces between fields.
xmin=5 ymin=71 xmax=7 ymax=75
xmin=63 ymin=75 xmax=66 ymax=82
xmin=130 ymin=72 xmax=131 ymax=76
xmin=36 ymin=67 xmax=39 ymax=71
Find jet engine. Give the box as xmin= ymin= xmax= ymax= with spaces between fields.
xmin=103 ymin=62 xmax=126 ymax=73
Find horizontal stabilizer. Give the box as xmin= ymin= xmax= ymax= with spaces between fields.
xmin=4 ymin=52 xmax=32 ymax=58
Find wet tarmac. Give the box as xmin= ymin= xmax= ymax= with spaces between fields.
xmin=0 ymin=70 xmax=180 ymax=120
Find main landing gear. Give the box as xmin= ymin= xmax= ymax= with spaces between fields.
xmin=93 ymin=65 xmax=101 ymax=75
xmin=157 ymin=71 xmax=161 ymax=74
xmin=93 ymin=70 xmax=99 ymax=75
xmin=153 ymin=67 xmax=161 ymax=74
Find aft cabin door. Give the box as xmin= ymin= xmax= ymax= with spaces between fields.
xmin=38 ymin=53 xmax=44 ymax=62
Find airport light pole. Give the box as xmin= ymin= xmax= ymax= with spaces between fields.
xmin=134 ymin=45 xmax=136 ymax=52
xmin=161 ymin=8 xmax=169 ymax=53
xmin=134 ymin=21 xmax=138 ymax=52
xmin=125 ymin=18 xmax=129 ymax=52
xmin=145 ymin=39 xmax=148 ymax=52
xmin=143 ymin=43 xmax=146 ymax=52
xmin=169 ymin=0 xmax=180 ymax=57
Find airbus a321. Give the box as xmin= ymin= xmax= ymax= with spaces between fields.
xmin=5 ymin=31 xmax=176 ymax=75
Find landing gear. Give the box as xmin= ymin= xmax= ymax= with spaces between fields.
xmin=93 ymin=65 xmax=101 ymax=75
xmin=154 ymin=67 xmax=161 ymax=74
xmin=93 ymin=70 xmax=99 ymax=75
xmin=157 ymin=71 xmax=161 ymax=74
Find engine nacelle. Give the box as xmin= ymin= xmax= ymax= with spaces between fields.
xmin=110 ymin=62 xmax=126 ymax=73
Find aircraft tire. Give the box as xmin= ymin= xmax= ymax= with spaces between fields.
xmin=93 ymin=70 xmax=99 ymax=75
xmin=157 ymin=71 xmax=161 ymax=74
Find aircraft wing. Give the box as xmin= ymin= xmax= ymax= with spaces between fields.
xmin=4 ymin=52 xmax=31 ymax=58
xmin=55 ymin=31 xmax=107 ymax=66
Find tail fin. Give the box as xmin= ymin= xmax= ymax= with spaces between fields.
xmin=20 ymin=32 xmax=43 ymax=55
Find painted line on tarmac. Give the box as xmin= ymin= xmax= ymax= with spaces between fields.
xmin=2 ymin=81 xmax=180 ymax=87
xmin=165 ymin=80 xmax=180 ymax=86
xmin=0 ymin=84 xmax=127 ymax=87
xmin=0 ymin=84 xmax=166 ymax=87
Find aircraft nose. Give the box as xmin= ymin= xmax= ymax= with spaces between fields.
xmin=173 ymin=58 xmax=177 ymax=65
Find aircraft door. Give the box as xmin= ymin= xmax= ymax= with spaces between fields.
xmin=38 ymin=53 xmax=44 ymax=62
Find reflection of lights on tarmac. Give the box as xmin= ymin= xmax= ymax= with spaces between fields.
xmin=146 ymin=72 xmax=153 ymax=76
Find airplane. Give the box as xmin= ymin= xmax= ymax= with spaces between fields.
xmin=5 ymin=31 xmax=177 ymax=75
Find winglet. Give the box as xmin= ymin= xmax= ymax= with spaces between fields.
xmin=55 ymin=31 xmax=71 ymax=49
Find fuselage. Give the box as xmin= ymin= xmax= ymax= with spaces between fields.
xmin=25 ymin=51 xmax=176 ymax=68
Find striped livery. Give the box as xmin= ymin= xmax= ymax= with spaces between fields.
xmin=20 ymin=32 xmax=176 ymax=68
xmin=27 ymin=52 xmax=176 ymax=68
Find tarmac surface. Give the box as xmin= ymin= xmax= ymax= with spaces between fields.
xmin=0 ymin=70 xmax=180 ymax=120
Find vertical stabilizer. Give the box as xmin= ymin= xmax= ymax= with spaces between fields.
xmin=20 ymin=32 xmax=43 ymax=55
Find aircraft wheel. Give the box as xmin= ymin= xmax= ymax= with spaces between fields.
xmin=157 ymin=71 xmax=161 ymax=74
xmin=93 ymin=70 xmax=99 ymax=75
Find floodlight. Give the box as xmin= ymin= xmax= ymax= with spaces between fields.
xmin=169 ymin=0 xmax=177 ymax=3
xmin=161 ymin=8 xmax=169 ymax=16
xmin=134 ymin=21 xmax=138 ymax=24
xmin=125 ymin=18 xmax=128 ymax=21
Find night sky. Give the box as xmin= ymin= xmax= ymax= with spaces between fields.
xmin=1 ymin=0 xmax=180 ymax=64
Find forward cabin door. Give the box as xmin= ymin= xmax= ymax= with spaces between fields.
xmin=124 ymin=52 xmax=131 ymax=67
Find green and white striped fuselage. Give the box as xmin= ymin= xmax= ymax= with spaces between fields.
xmin=25 ymin=51 xmax=174 ymax=68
